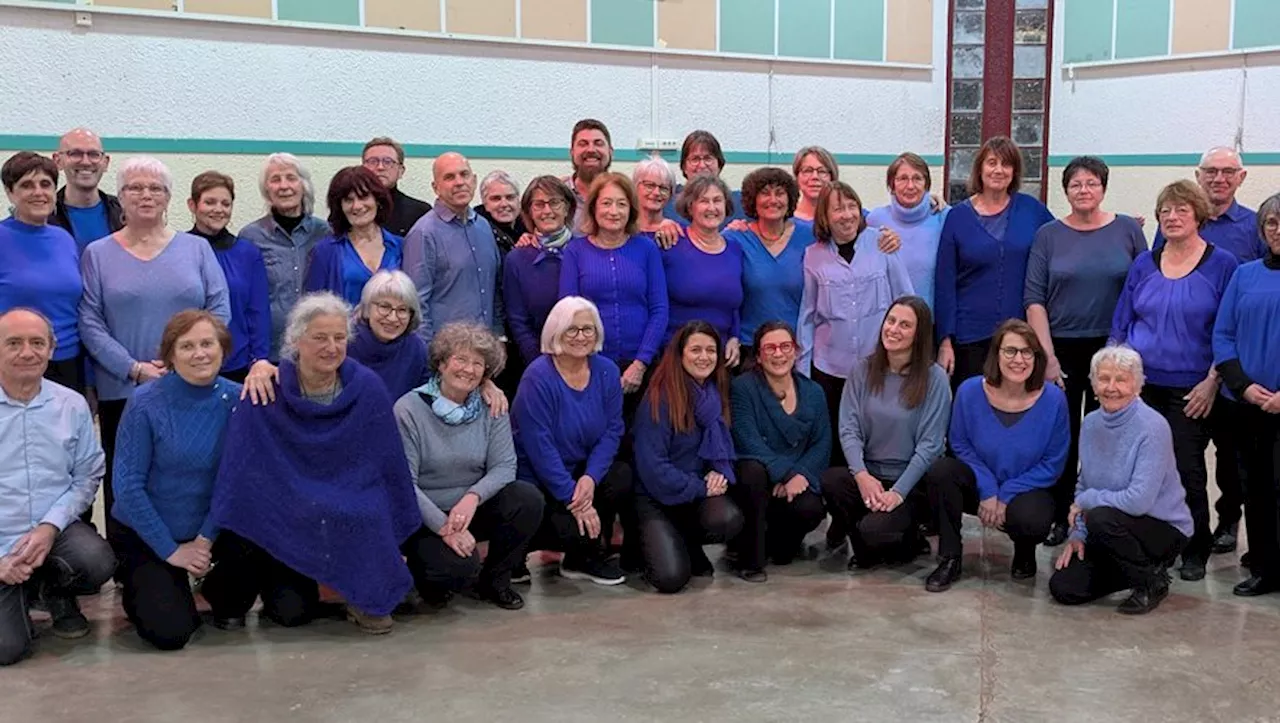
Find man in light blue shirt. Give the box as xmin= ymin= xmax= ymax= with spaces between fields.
xmin=403 ymin=152 xmax=503 ymax=342
xmin=0 ymin=309 xmax=114 ymax=666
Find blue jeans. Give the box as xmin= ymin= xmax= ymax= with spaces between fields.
xmin=0 ymin=521 xmax=116 ymax=665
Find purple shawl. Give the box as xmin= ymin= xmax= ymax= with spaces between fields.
xmin=347 ymin=321 xmax=429 ymax=400
xmin=210 ymin=358 xmax=420 ymax=616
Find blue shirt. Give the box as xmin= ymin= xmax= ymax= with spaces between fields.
xmin=935 ymin=193 xmax=1055 ymax=344
xmin=111 ymin=373 xmax=241 ymax=559
xmin=0 ymin=217 xmax=83 ymax=361
xmin=797 ymin=229 xmax=914 ymax=379
xmin=502 ymin=245 xmax=564 ymax=365
xmin=663 ymin=186 xmax=747 ymax=226
xmin=1111 ymin=245 xmax=1238 ymax=388
xmin=79 ymin=232 xmax=232 ymax=401
xmin=662 ymin=235 xmax=744 ymax=345
xmin=1213 ymin=258 xmax=1280 ymax=395
xmin=512 ymin=354 xmax=624 ymax=502
xmin=196 ymin=229 xmax=271 ymax=372
xmin=64 ymin=201 xmax=111 ymax=254
xmin=402 ymin=205 xmax=503 ymax=342
xmin=560 ymin=235 xmax=669 ymax=365
xmin=866 ymin=200 xmax=948 ymax=309
xmin=729 ymin=220 xmax=816 ymax=345
xmin=0 ymin=380 xmax=103 ymax=555
xmin=950 ymin=376 xmax=1070 ymax=503
xmin=304 ymin=229 xmax=404 ymax=306
xmin=238 ymin=214 xmax=330 ymax=361
xmin=1154 ymin=200 xmax=1266 ymax=263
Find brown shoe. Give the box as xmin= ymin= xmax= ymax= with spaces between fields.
xmin=346 ymin=605 xmax=394 ymax=635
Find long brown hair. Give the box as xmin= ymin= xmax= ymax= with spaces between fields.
xmin=865 ymin=296 xmax=935 ymax=409
xmin=647 ymin=321 xmax=731 ymax=433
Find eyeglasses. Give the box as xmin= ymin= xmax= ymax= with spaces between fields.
xmin=63 ymin=149 xmax=104 ymax=161
xmin=1264 ymin=218 xmax=1280 ymax=233
xmin=760 ymin=341 xmax=796 ymax=356
xmin=363 ymin=157 xmax=401 ymax=169
xmin=685 ymin=154 xmax=718 ymax=167
xmin=372 ymin=301 xmax=412 ymax=320
xmin=999 ymin=346 xmax=1036 ymax=361
xmin=638 ymin=180 xmax=672 ymax=197
xmin=1198 ymin=167 xmax=1242 ymax=178
xmin=121 ymin=183 xmax=168 ymax=196
xmin=797 ymin=166 xmax=832 ymax=179
xmin=564 ymin=325 xmax=597 ymax=339
xmin=893 ymin=174 xmax=927 ymax=187
xmin=448 ymin=354 xmax=486 ymax=371
xmin=531 ymin=199 xmax=567 ymax=212
xmin=1067 ymin=181 xmax=1103 ymax=192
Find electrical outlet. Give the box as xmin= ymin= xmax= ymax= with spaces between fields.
xmin=637 ymin=138 xmax=680 ymax=151
xmin=75 ymin=12 xmax=93 ymax=27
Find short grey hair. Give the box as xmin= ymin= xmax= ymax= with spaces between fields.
xmin=0 ymin=307 xmax=56 ymax=350
xmin=116 ymin=156 xmax=173 ymax=196
xmin=1199 ymin=145 xmax=1244 ymax=169
xmin=540 ymin=296 xmax=605 ymax=356
xmin=1257 ymin=192 xmax=1280 ymax=238
xmin=479 ymin=170 xmax=519 ymax=199
xmin=632 ymin=156 xmax=676 ymax=190
xmin=428 ymin=322 xmax=506 ymax=380
xmin=356 ymin=270 xmax=421 ymax=334
xmin=259 ymin=152 xmax=316 ymax=215
xmin=281 ymin=292 xmax=353 ymax=361
xmin=1089 ymin=344 xmax=1145 ymax=391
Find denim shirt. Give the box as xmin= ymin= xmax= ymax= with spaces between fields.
xmin=402 ymin=204 xmax=503 ymax=342
xmin=797 ymin=228 xmax=914 ymax=378
xmin=238 ymin=213 xmax=330 ymax=361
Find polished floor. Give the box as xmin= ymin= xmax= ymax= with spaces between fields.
xmin=4 ymin=515 xmax=1279 ymax=723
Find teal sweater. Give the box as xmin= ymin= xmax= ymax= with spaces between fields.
xmin=730 ymin=372 xmax=832 ymax=492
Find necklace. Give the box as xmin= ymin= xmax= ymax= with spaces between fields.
xmin=753 ymin=221 xmax=786 ymax=245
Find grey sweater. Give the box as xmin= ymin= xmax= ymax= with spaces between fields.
xmin=393 ymin=393 xmax=516 ymax=532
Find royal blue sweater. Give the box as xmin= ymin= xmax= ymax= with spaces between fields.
xmin=934 ymin=193 xmax=1054 ymax=344
xmin=560 ymin=235 xmax=668 ymax=365
xmin=502 ymin=245 xmax=563 ymax=365
xmin=633 ymin=391 xmax=736 ymax=506
xmin=512 ymin=355 xmax=624 ymax=502
xmin=1213 ymin=256 xmax=1280 ymax=397
xmin=662 ymin=235 xmax=744 ymax=345
xmin=194 ymin=228 xmax=271 ymax=372
xmin=949 ymin=376 xmax=1069 ymax=503
xmin=111 ymin=373 xmax=241 ymax=559
xmin=0 ymin=218 xmax=83 ymax=361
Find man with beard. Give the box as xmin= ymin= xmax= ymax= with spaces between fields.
xmin=49 ymin=128 xmax=123 ymax=253
xmin=362 ymin=136 xmax=432 ymax=237
xmin=564 ymin=119 xmax=613 ymax=234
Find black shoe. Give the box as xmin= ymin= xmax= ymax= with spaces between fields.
xmin=510 ymin=562 xmax=532 ymax=584
xmin=1240 ymin=551 xmax=1252 ymax=568
xmin=847 ymin=547 xmax=881 ymax=572
xmin=734 ymin=567 xmax=768 ymax=583
xmin=212 ymin=616 xmax=246 ymax=631
xmin=1011 ymin=551 xmax=1037 ymax=580
xmin=1211 ymin=524 xmax=1238 ymax=555
xmin=1178 ymin=556 xmax=1207 ymax=581
xmin=1233 ymin=575 xmax=1280 ymax=597
xmin=421 ymin=588 xmax=454 ymax=610
xmin=925 ymin=557 xmax=962 ymax=592
xmin=690 ymin=550 xmax=715 ymax=578
xmin=47 ymin=595 xmax=90 ymax=640
xmin=1117 ymin=577 xmax=1170 ymax=615
xmin=825 ymin=519 xmax=847 ymax=550
xmin=1043 ymin=521 xmax=1068 ymax=547
xmin=560 ymin=555 xmax=626 ymax=586
xmin=479 ymin=585 xmax=525 ymax=611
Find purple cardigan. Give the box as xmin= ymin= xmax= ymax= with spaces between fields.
xmin=210 ymin=358 xmax=420 ymax=616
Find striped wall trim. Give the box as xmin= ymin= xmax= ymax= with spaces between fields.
xmin=1048 ymin=152 xmax=1280 ymax=167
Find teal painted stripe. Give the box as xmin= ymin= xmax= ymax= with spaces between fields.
xmin=0 ymin=135 xmax=942 ymax=166
xmin=1049 ymin=152 xmax=1280 ymax=167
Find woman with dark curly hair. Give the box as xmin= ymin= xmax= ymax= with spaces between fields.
xmin=304 ymin=166 xmax=402 ymax=305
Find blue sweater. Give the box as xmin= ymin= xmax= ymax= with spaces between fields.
xmin=1071 ymin=399 xmax=1193 ymax=542
xmin=866 ymin=199 xmax=948 ymax=309
xmin=728 ymin=220 xmax=815 ymax=344
xmin=347 ymin=321 xmax=429 ymax=400
xmin=304 ymin=229 xmax=403 ymax=305
xmin=195 ymin=228 xmax=271 ymax=372
xmin=502 ymin=245 xmax=563 ymax=365
xmin=1110 ymin=245 xmax=1238 ymax=388
xmin=730 ymin=371 xmax=831 ymax=492
xmin=950 ymin=376 xmax=1070 ymax=503
xmin=662 ymin=235 xmax=744 ymax=345
xmin=512 ymin=355 xmax=624 ymax=502
xmin=1213 ymin=257 xmax=1280 ymax=397
xmin=633 ymin=390 xmax=737 ymax=506
xmin=110 ymin=373 xmax=241 ymax=559
xmin=0 ymin=218 xmax=83 ymax=361
xmin=935 ymin=193 xmax=1054 ymax=344
xmin=560 ymin=235 xmax=669 ymax=365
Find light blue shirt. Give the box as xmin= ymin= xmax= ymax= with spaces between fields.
xmin=0 ymin=380 xmax=104 ymax=555
xmin=797 ymin=228 xmax=914 ymax=379
xmin=402 ymin=204 xmax=503 ymax=342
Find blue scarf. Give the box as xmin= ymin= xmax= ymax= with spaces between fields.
xmin=414 ymin=375 xmax=484 ymax=426
xmin=690 ymin=379 xmax=735 ymax=481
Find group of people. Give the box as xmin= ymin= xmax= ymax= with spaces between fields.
xmin=2 ymin=120 xmax=1278 ymax=666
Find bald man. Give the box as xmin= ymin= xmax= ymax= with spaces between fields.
xmin=0 ymin=309 xmax=114 ymax=665
xmin=401 ymin=152 xmax=503 ymax=342
xmin=50 ymin=128 xmax=123 ymax=253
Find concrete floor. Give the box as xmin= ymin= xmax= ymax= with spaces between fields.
xmin=3 ymin=521 xmax=1279 ymax=723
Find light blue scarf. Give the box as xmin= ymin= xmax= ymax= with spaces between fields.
xmin=414 ymin=375 xmax=483 ymax=426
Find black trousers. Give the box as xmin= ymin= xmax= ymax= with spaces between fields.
xmin=636 ymin=493 xmax=743 ymax=594
xmin=1211 ymin=395 xmax=1248 ymax=531
xmin=529 ymin=461 xmax=636 ymax=563
xmin=97 ymin=398 xmax=129 ymax=557
xmin=402 ymin=481 xmax=544 ymax=596
xmin=731 ymin=460 xmax=826 ymax=569
xmin=926 ymin=456 xmax=1054 ymax=559
xmin=1049 ymin=507 xmax=1187 ymax=604
xmin=1240 ymin=406 xmax=1280 ymax=579
xmin=200 ymin=531 xmax=323 ymax=627
xmin=821 ymin=463 xmax=935 ymax=559
xmin=950 ymin=338 xmax=991 ymax=393
xmin=1141 ymin=384 xmax=1226 ymax=562
xmin=811 ymin=367 xmax=848 ymax=469
xmin=44 ymin=355 xmax=86 ymax=394
xmin=1049 ymin=336 xmax=1106 ymax=524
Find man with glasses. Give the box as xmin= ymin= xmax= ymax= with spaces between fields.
xmin=49 ymin=128 xmax=123 ymax=253
xmin=663 ymin=130 xmax=745 ymax=226
xmin=362 ymin=136 xmax=432 ymax=237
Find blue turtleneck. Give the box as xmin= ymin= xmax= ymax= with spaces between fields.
xmin=867 ymin=198 xmax=948 ymax=309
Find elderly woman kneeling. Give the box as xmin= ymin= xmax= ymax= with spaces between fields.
xmin=205 ymin=293 xmax=421 ymax=635
xmin=1049 ymin=345 xmax=1192 ymax=615
xmin=395 ymin=322 xmax=544 ymax=610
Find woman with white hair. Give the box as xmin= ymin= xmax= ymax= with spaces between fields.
xmin=475 ymin=170 xmax=525 ymax=254
xmin=511 ymin=296 xmax=635 ymax=585
xmin=237 ymin=152 xmax=330 ymax=364
xmin=633 ymin=156 xmax=681 ymax=240
xmin=347 ymin=270 xmax=428 ymax=399
xmin=79 ymin=155 xmax=230 ymax=554
xmin=205 ymin=292 xmax=421 ymax=634
xmin=1049 ymin=345 xmax=1192 ymax=615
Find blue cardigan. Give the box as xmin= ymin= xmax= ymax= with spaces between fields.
xmin=934 ymin=193 xmax=1054 ymax=344
xmin=729 ymin=371 xmax=831 ymax=492
xmin=950 ymin=376 xmax=1069 ymax=503
xmin=633 ymin=390 xmax=736 ymax=506
xmin=304 ymin=228 xmax=403 ymax=305
xmin=193 ymin=228 xmax=271 ymax=372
